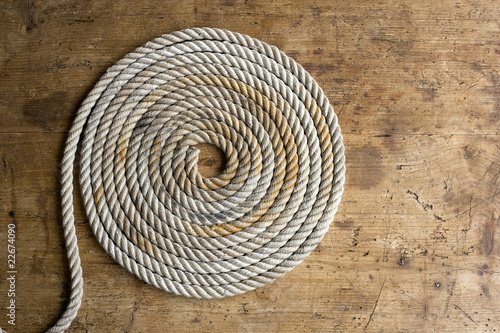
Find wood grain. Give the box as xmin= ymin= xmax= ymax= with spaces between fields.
xmin=1 ymin=0 xmax=499 ymax=332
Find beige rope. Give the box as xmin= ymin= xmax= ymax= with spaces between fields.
xmin=42 ymin=27 xmax=344 ymax=332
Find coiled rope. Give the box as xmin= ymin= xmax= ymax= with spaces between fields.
xmin=47 ymin=27 xmax=345 ymax=332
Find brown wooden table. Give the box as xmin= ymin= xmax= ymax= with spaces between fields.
xmin=1 ymin=0 xmax=499 ymax=332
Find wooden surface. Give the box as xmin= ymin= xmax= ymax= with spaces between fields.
xmin=1 ymin=0 xmax=499 ymax=332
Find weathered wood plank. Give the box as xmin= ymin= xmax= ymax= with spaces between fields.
xmin=0 ymin=0 xmax=499 ymax=332
xmin=1 ymin=1 xmax=498 ymax=135
xmin=1 ymin=131 xmax=499 ymax=332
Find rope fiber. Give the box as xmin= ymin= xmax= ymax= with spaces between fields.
xmin=47 ymin=27 xmax=345 ymax=332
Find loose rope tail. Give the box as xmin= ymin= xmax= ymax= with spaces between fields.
xmin=41 ymin=27 xmax=345 ymax=332
xmin=46 ymin=103 xmax=93 ymax=332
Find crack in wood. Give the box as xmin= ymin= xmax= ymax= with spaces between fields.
xmin=364 ymin=276 xmax=387 ymax=330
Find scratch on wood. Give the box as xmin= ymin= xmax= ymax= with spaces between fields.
xmin=492 ymin=169 xmax=500 ymax=184
xmin=448 ymin=191 xmax=500 ymax=221
xmin=335 ymin=86 xmax=354 ymax=119
xmin=462 ymin=195 xmax=474 ymax=235
xmin=128 ymin=300 xmax=138 ymax=329
xmin=444 ymin=280 xmax=456 ymax=313
xmin=475 ymin=162 xmax=494 ymax=184
xmin=468 ymin=195 xmax=473 ymax=219
xmin=382 ymin=218 xmax=391 ymax=262
xmin=453 ymin=304 xmax=477 ymax=325
xmin=364 ymin=276 xmax=386 ymax=330
xmin=328 ymin=232 xmax=335 ymax=252
xmin=352 ymin=10 xmax=376 ymax=26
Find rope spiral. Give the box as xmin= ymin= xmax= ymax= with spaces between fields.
xmin=49 ymin=28 xmax=345 ymax=332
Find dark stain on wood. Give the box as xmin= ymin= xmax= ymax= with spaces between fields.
xmin=309 ymin=4 xmax=322 ymax=18
xmin=349 ymin=144 xmax=383 ymax=190
xmin=480 ymin=217 xmax=496 ymax=256
xmin=417 ymin=80 xmax=438 ymax=102
xmin=20 ymin=0 xmax=37 ymax=32
xmin=334 ymin=219 xmax=354 ymax=228
xmin=22 ymin=91 xmax=69 ymax=131
xmin=481 ymin=284 xmax=490 ymax=298
xmin=462 ymin=145 xmax=479 ymax=160
xmin=35 ymin=186 xmax=51 ymax=249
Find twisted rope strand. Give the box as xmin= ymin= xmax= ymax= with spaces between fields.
xmin=45 ymin=28 xmax=345 ymax=332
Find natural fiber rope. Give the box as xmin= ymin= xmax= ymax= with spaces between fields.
xmin=44 ymin=27 xmax=345 ymax=332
